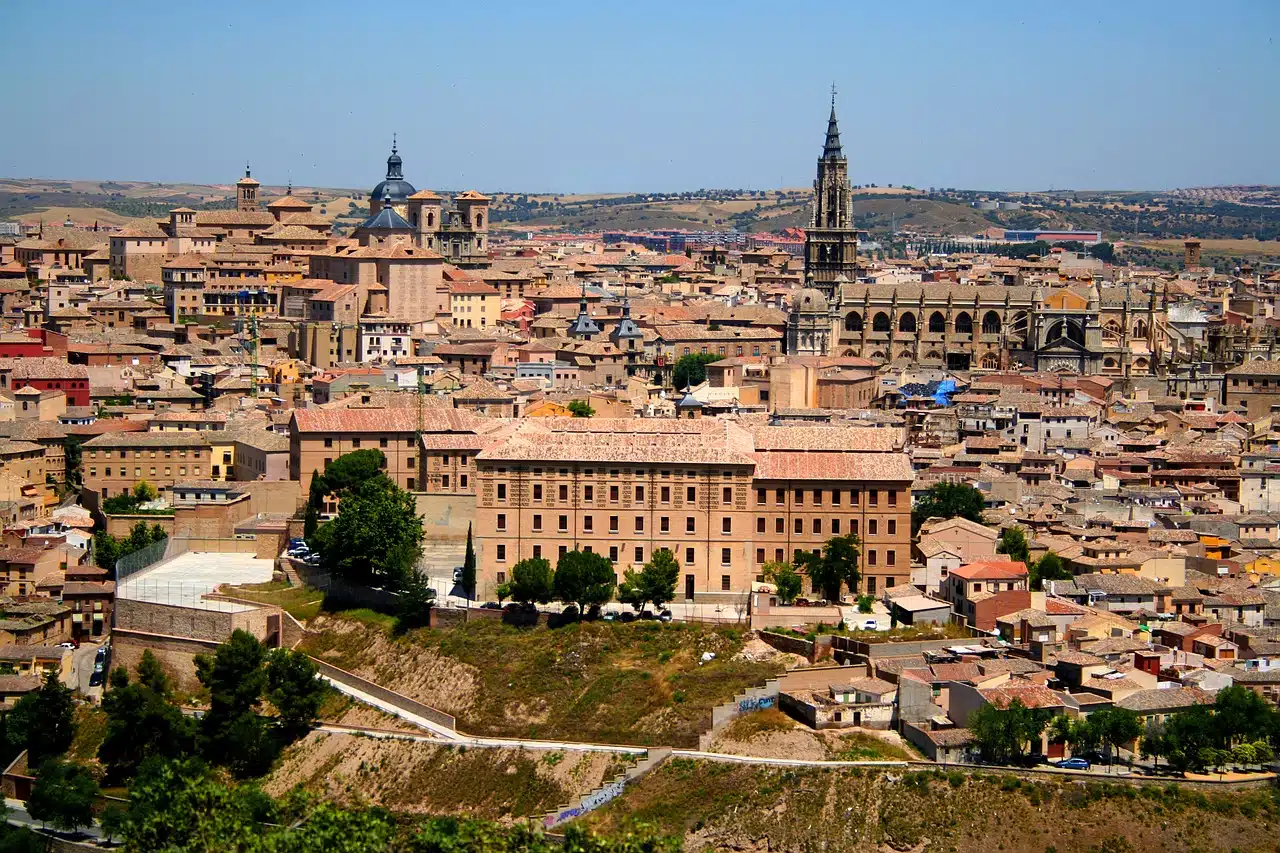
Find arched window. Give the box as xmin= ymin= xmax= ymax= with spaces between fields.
xmin=981 ymin=353 xmax=999 ymax=369
xmin=872 ymin=312 xmax=891 ymax=332
xmin=928 ymin=311 xmax=946 ymax=333
xmin=1104 ymin=357 xmax=1118 ymax=368
xmin=1010 ymin=312 xmax=1029 ymax=338
xmin=869 ymin=351 xmax=886 ymax=360
xmin=981 ymin=311 xmax=1001 ymax=335
xmin=898 ymin=313 xmax=917 ymax=333
xmin=844 ymin=312 xmax=863 ymax=332
xmin=1133 ymin=319 xmax=1148 ymax=338
xmin=955 ymin=312 xmax=973 ymax=335
xmin=427 ymin=212 xmax=435 ymax=227
xmin=925 ymin=351 xmax=943 ymax=361
xmin=475 ymin=213 xmax=484 ymax=228
xmin=1047 ymin=320 xmax=1085 ymax=346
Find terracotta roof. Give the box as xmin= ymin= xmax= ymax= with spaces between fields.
xmin=949 ymin=561 xmax=1028 ymax=580
xmin=291 ymin=407 xmax=475 ymax=434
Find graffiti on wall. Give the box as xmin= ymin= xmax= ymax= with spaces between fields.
xmin=544 ymin=780 xmax=626 ymax=828
xmin=739 ymin=695 xmax=775 ymax=714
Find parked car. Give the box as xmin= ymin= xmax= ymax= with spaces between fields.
xmin=288 ymin=547 xmax=310 ymax=559
xmin=95 ymin=646 xmax=108 ymax=661
xmin=480 ymin=601 xmax=502 ymax=610
xmin=288 ymin=538 xmax=306 ymax=549
xmin=304 ymin=553 xmax=322 ymax=566
xmin=658 ymin=610 xmax=673 ymax=623
xmin=452 ymin=567 xmax=465 ymax=582
xmin=861 ymin=619 xmax=878 ymax=631
xmin=89 ymin=667 xmax=105 ymax=687
xmin=57 ymin=641 xmax=77 ymax=650
xmin=1054 ymin=757 xmax=1091 ymax=770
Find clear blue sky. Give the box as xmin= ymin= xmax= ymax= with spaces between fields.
xmin=3 ymin=0 xmax=1276 ymax=193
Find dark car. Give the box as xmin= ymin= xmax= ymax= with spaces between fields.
xmin=89 ymin=665 xmax=106 ymax=687
xmin=1054 ymin=757 xmax=1091 ymax=771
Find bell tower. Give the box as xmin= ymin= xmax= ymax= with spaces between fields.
xmin=804 ymin=86 xmax=859 ymax=301
xmin=236 ymin=164 xmax=260 ymax=212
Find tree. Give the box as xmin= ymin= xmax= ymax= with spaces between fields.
xmin=996 ymin=526 xmax=1030 ymax=565
xmin=93 ymin=529 xmax=121 ymax=569
xmin=461 ymin=522 xmax=477 ymax=599
xmin=970 ymin=699 xmax=1051 ymax=765
xmin=509 ymin=557 xmax=555 ymax=605
xmin=319 ymin=449 xmax=387 ymax=496
xmin=303 ymin=501 xmax=319 ymax=540
xmin=99 ymin=804 xmax=127 ymax=845
xmin=313 ymin=475 xmax=423 ymax=591
xmin=1139 ymin=720 xmax=1166 ymax=770
xmin=266 ymin=649 xmax=324 ymax=737
xmin=133 ymin=479 xmax=159 ymax=503
xmin=671 ymin=353 xmax=721 ymax=389
xmin=762 ymin=561 xmax=801 ymax=605
xmin=396 ymin=571 xmax=437 ymax=631
xmin=1030 ymin=551 xmax=1071 ymax=591
xmin=566 ymin=400 xmax=595 ymax=418
xmin=28 ymin=759 xmax=97 ymax=833
xmin=554 ymin=550 xmax=616 ymax=618
xmin=1089 ymin=707 xmax=1143 ymax=768
xmin=1232 ymin=742 xmax=1257 ymax=768
xmin=617 ymin=549 xmax=678 ymax=613
xmin=99 ymin=658 xmax=196 ymax=783
xmin=196 ymin=629 xmax=273 ymax=777
xmin=795 ymin=534 xmax=860 ymax=603
xmin=1163 ymin=704 xmax=1216 ymax=771
xmin=1213 ymin=685 xmax=1273 ymax=747
xmin=912 ymin=482 xmax=985 ymax=532
xmin=495 ymin=582 xmax=512 ymax=605
xmin=5 ymin=672 xmax=74 ymax=766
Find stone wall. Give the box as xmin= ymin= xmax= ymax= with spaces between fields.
xmin=114 ymin=598 xmax=270 ymax=642
xmin=759 ymin=631 xmax=816 ymax=661
xmin=105 ymin=514 xmax=176 ymax=538
xmin=112 ymin=628 xmax=222 ymax=694
xmin=308 ymin=656 xmax=456 ymax=731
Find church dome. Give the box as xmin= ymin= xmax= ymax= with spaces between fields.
xmin=792 ymin=287 xmax=829 ymax=313
xmin=370 ymin=139 xmax=416 ymax=203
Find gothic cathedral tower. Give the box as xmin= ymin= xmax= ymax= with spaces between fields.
xmin=804 ymin=89 xmax=858 ymax=301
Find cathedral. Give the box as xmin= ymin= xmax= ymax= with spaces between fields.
xmin=786 ymin=97 xmax=1164 ymax=377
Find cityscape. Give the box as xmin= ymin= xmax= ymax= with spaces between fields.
xmin=1 ymin=2 xmax=1279 ymax=852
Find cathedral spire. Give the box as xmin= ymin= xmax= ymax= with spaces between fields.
xmin=386 ymin=135 xmax=404 ymax=180
xmin=823 ymin=84 xmax=844 ymax=161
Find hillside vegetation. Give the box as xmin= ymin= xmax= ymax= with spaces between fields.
xmin=299 ymin=614 xmax=784 ymax=746
xmin=587 ymin=760 xmax=1280 ymax=853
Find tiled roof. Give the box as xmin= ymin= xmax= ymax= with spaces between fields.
xmin=1116 ymin=686 xmax=1211 ymax=712
xmin=0 ymin=357 xmax=88 ymax=380
xmin=291 ymin=407 xmax=475 ymax=434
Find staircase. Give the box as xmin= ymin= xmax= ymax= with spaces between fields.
xmin=541 ymin=747 xmax=672 ymax=829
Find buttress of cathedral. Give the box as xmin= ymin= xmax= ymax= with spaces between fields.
xmin=785 ymin=95 xmax=1166 ymax=376
xmin=357 ymin=138 xmax=491 ymax=267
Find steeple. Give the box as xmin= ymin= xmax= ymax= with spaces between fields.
xmin=823 ymin=83 xmax=844 ymax=161
xmin=568 ymin=281 xmax=601 ymax=338
xmin=386 ymin=134 xmax=403 ymax=180
xmin=610 ymin=283 xmax=643 ymax=344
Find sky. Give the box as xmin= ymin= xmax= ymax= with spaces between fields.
xmin=2 ymin=0 xmax=1277 ymax=193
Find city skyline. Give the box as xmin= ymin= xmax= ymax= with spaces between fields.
xmin=2 ymin=1 xmax=1278 ymax=193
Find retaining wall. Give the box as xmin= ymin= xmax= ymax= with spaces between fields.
xmin=307 ymin=656 xmax=457 ymax=731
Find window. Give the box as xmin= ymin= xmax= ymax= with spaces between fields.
xmin=609 ymin=515 xmax=619 ymax=533
xmin=496 ymin=544 xmax=506 ymax=562
xmin=869 ymin=489 xmax=879 ymax=506
xmin=756 ymin=489 xmax=766 ymax=505
xmin=497 ymin=571 xmax=506 ymax=584
xmin=532 ymin=514 xmax=542 ymax=532
xmin=868 ymin=549 xmax=877 ymax=566
xmin=795 ymin=518 xmax=803 ymax=534
xmin=497 ymin=483 xmax=506 ymax=500
xmin=660 ymin=516 xmax=670 ymax=533
xmin=775 ymin=517 xmax=784 ymax=534
xmin=497 ymin=513 xmax=506 ymax=531
xmin=887 ymin=519 xmax=897 ymax=536
xmin=635 ymin=485 xmax=645 ymax=502
xmin=442 ymin=474 xmax=451 ymax=489
xmin=686 ymin=517 xmax=695 ymax=533
xmin=886 ymin=550 xmax=896 ymax=566
xmin=687 ymin=486 xmax=696 ymax=502
xmin=756 ymin=548 xmax=765 ymax=563
xmin=832 ymin=490 xmax=842 ymax=506
xmin=794 ymin=489 xmax=804 ymax=505
xmin=722 ymin=517 xmax=732 ymax=534
xmin=867 ymin=576 xmax=877 ymax=594
xmin=756 ymin=517 xmax=765 ymax=534
xmin=832 ymin=519 xmax=841 ymax=534
xmin=869 ymin=519 xmax=878 ymax=536
xmin=721 ymin=574 xmax=731 ymax=590
xmin=584 ymin=485 xmax=594 ymax=502
xmin=609 ymin=546 xmax=618 ymax=561
xmin=635 ymin=517 xmax=644 ymax=533
xmin=812 ymin=519 xmax=822 ymax=534
xmin=661 ymin=486 xmax=670 ymax=503
xmin=813 ymin=489 xmax=822 ymax=506
xmin=634 ymin=546 xmax=644 ymax=563
xmin=558 ymin=515 xmax=568 ymax=532
xmin=559 ymin=545 xmax=568 ymax=559
xmin=352 ymin=439 xmax=361 ymax=448
xmin=559 ymin=484 xmax=569 ymax=501
xmin=775 ymin=548 xmax=784 ymax=562
xmin=722 ymin=486 xmax=732 ymax=505
xmin=460 ymin=475 xmax=468 ymax=488
xmin=324 ymin=438 xmax=333 ymax=448
xmin=721 ymin=548 xmax=731 ymax=566
xmin=407 ymin=457 xmax=416 ymax=469
xmin=584 ymin=515 xmax=594 ymax=532
xmin=379 ymin=438 xmax=388 ymax=448
xmin=685 ymin=547 xmax=695 ymax=564
xmin=610 ymin=485 xmax=619 ymax=501
xmin=888 ymin=490 xmax=897 ymax=507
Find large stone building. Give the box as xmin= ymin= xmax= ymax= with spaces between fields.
xmin=472 ymin=419 xmax=913 ymax=600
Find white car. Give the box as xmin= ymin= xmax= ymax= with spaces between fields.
xmin=861 ymin=619 xmax=878 ymax=631
xmin=57 ymin=642 xmax=77 ymax=649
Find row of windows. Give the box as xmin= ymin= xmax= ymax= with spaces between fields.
xmin=493 ymin=483 xmax=901 ymax=508
xmin=496 ymin=514 xmax=899 ymax=538
xmin=755 ymin=488 xmax=897 ymax=507
xmin=90 ymin=466 xmax=202 ymax=478
xmin=322 ymin=437 xmax=414 ymax=449
xmin=677 ymin=344 xmax=779 ymax=358
xmin=495 ymin=542 xmax=735 ymax=569
xmin=89 ymin=449 xmax=203 ymax=460
xmin=511 ymin=483 xmax=718 ymax=504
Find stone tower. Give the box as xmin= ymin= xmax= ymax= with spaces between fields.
xmin=804 ymin=88 xmax=858 ymax=301
xmin=236 ymin=165 xmax=260 ymax=212
xmin=1184 ymin=239 xmax=1202 ymax=270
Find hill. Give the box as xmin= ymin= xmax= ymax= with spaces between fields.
xmin=586 ymin=760 xmax=1278 ymax=853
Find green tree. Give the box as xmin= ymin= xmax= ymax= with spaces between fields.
xmin=1232 ymin=741 xmax=1257 ymax=768
xmin=133 ymin=479 xmax=159 ymax=503
xmin=1088 ymin=707 xmax=1143 ymax=767
xmin=461 ymin=522 xmax=477 ymax=600
xmin=28 ymin=759 xmax=98 ymax=833
xmin=762 ymin=561 xmax=802 ymax=605
xmin=1163 ymin=704 xmax=1216 ymax=771
xmin=912 ymin=482 xmax=985 ymax=533
xmin=509 ymin=556 xmax=555 ymax=605
xmin=794 ymin=534 xmax=860 ymax=603
xmin=396 ymin=571 xmax=437 ymax=631
xmin=319 ymin=449 xmax=387 ymax=496
xmin=99 ymin=659 xmax=196 ymax=783
xmin=266 ymin=649 xmax=324 ymax=737
xmin=1030 ymin=551 xmax=1071 ymax=591
xmin=616 ymin=548 xmax=679 ymax=613
xmin=303 ymin=501 xmax=319 ymax=540
xmin=566 ymin=400 xmax=595 ymax=418
xmin=1139 ymin=720 xmax=1166 ymax=770
xmin=5 ymin=672 xmax=74 ymax=766
xmin=996 ymin=526 xmax=1030 ymax=565
xmin=196 ymin=630 xmax=273 ymax=778
xmin=554 ymin=550 xmax=616 ymax=618
xmin=970 ymin=699 xmax=1051 ymax=765
xmin=93 ymin=529 xmax=121 ymax=569
xmin=99 ymin=804 xmax=127 ymax=845
xmin=313 ymin=475 xmax=423 ymax=591
xmin=1213 ymin=685 xmax=1273 ymax=746
xmin=671 ymin=353 xmax=721 ymax=389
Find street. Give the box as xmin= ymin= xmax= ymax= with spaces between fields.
xmin=6 ymin=797 xmax=105 ymax=844
xmin=70 ymin=639 xmax=107 ymax=702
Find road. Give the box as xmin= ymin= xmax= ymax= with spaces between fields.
xmin=6 ymin=797 xmax=104 ymax=843
xmin=70 ymin=639 xmax=107 ymax=700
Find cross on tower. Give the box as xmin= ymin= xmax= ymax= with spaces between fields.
xmin=830 ymin=82 xmax=837 ymax=106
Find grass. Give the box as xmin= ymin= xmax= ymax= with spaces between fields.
xmin=722 ymin=708 xmax=795 ymax=741
xmin=68 ymin=705 xmax=108 ymax=765
xmin=221 ymin=581 xmax=327 ymax=622
xmin=300 ymin=615 xmax=783 ymax=747
xmin=830 ymin=731 xmax=916 ymax=761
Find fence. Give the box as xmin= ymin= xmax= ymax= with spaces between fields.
xmin=114 ymin=536 xmax=171 ymax=583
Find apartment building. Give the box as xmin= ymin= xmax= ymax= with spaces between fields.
xmin=80 ymin=431 xmax=214 ymax=503
xmin=472 ymin=419 xmax=912 ymax=600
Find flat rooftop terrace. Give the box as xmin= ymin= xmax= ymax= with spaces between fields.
xmin=118 ymin=551 xmax=275 ymax=613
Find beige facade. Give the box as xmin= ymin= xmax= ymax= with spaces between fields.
xmin=81 ymin=432 xmax=212 ymax=503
